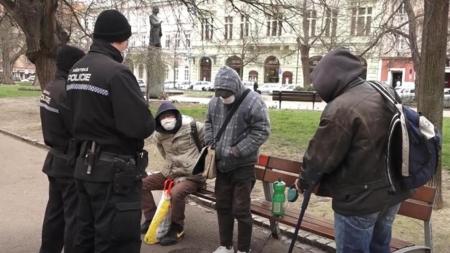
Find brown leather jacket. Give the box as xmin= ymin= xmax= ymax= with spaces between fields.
xmin=301 ymin=49 xmax=410 ymax=216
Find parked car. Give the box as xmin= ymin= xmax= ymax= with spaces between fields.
xmin=395 ymin=86 xmax=415 ymax=102
xmin=192 ymin=81 xmax=214 ymax=91
xmin=137 ymin=79 xmax=146 ymax=94
xmin=164 ymin=80 xmax=176 ymax=89
xmin=273 ymin=85 xmax=296 ymax=92
xmin=242 ymin=81 xmax=255 ymax=90
xmin=178 ymin=81 xmax=192 ymax=90
xmin=259 ymin=83 xmax=282 ymax=94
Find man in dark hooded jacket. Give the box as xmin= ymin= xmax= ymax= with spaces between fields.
xmin=141 ymin=101 xmax=204 ymax=245
xmin=66 ymin=10 xmax=155 ymax=253
xmin=39 ymin=45 xmax=85 ymax=253
xmin=296 ymin=49 xmax=410 ymax=253
xmin=206 ymin=66 xmax=270 ymax=253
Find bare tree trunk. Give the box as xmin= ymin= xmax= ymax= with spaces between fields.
xmin=1 ymin=43 xmax=15 ymax=84
xmin=1 ymin=0 xmax=69 ymax=90
xmin=300 ymin=44 xmax=311 ymax=88
xmin=404 ymin=0 xmax=421 ymax=96
xmin=417 ymin=0 xmax=449 ymax=209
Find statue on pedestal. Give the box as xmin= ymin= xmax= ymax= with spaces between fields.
xmin=149 ymin=6 xmax=162 ymax=48
xmin=146 ymin=6 xmax=164 ymax=99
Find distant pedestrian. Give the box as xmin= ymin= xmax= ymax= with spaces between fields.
xmin=66 ymin=10 xmax=155 ymax=253
xmin=39 ymin=45 xmax=85 ymax=253
xmin=207 ymin=66 xmax=270 ymax=253
xmin=296 ymin=49 xmax=410 ymax=253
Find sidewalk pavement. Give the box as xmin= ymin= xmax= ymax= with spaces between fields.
xmin=0 ymin=132 xmax=325 ymax=253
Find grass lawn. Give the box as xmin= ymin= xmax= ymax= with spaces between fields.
xmin=172 ymin=103 xmax=450 ymax=170
xmin=0 ymin=84 xmax=41 ymax=98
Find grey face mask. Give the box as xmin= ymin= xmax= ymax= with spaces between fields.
xmin=220 ymin=95 xmax=235 ymax=104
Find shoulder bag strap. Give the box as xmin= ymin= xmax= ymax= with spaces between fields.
xmin=213 ymin=89 xmax=251 ymax=145
xmin=190 ymin=120 xmax=202 ymax=151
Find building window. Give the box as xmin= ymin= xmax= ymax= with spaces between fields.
xmin=184 ymin=66 xmax=189 ymax=81
xmin=201 ymin=18 xmax=214 ymax=41
xmin=351 ymin=7 xmax=372 ymax=36
xmin=240 ymin=14 xmax=250 ymax=39
xmin=174 ymin=67 xmax=179 ymax=81
xmin=398 ymin=2 xmax=405 ymax=14
xmin=165 ymin=35 xmax=171 ymax=48
xmin=165 ymin=68 xmax=169 ymax=79
xmin=266 ymin=14 xmax=282 ymax=37
xmin=138 ymin=64 xmax=144 ymax=79
xmin=186 ymin=33 xmax=191 ymax=48
xmin=325 ymin=9 xmax=338 ymax=37
xmin=224 ymin=16 xmax=233 ymax=40
xmin=175 ymin=32 xmax=181 ymax=48
xmin=306 ymin=10 xmax=317 ymax=37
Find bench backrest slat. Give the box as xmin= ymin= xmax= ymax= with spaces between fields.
xmin=398 ymin=199 xmax=433 ymax=221
xmin=266 ymin=156 xmax=302 ymax=174
xmin=255 ymin=155 xmax=436 ymax=222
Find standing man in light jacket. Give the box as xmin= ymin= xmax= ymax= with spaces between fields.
xmin=39 ymin=45 xmax=85 ymax=253
xmin=66 ymin=10 xmax=155 ymax=253
xmin=296 ymin=49 xmax=410 ymax=253
xmin=207 ymin=66 xmax=270 ymax=253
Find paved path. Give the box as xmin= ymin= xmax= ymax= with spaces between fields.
xmin=0 ymin=133 xmax=324 ymax=253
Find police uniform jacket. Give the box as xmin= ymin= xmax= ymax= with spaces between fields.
xmin=66 ymin=39 xmax=155 ymax=156
xmin=40 ymin=70 xmax=74 ymax=177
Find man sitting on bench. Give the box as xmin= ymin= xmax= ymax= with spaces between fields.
xmin=141 ymin=101 xmax=205 ymax=246
xmin=296 ymin=49 xmax=410 ymax=253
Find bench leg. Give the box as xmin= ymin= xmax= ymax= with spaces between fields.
xmin=424 ymin=220 xmax=433 ymax=252
xmin=269 ymin=219 xmax=280 ymax=239
xmin=262 ymin=182 xmax=280 ymax=239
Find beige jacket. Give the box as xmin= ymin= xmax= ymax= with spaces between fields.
xmin=152 ymin=116 xmax=204 ymax=179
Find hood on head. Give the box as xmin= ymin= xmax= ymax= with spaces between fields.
xmin=311 ymin=48 xmax=364 ymax=102
xmin=214 ymin=66 xmax=244 ymax=97
xmin=155 ymin=101 xmax=182 ymax=134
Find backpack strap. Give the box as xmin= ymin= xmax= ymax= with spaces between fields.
xmin=190 ymin=120 xmax=202 ymax=151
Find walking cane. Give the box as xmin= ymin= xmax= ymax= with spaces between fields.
xmin=287 ymin=185 xmax=314 ymax=253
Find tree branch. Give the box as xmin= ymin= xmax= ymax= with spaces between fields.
xmin=61 ymin=0 xmax=91 ymax=39
xmin=0 ymin=0 xmax=15 ymax=12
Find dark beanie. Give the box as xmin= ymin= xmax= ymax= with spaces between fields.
xmin=56 ymin=45 xmax=85 ymax=73
xmin=93 ymin=10 xmax=131 ymax=43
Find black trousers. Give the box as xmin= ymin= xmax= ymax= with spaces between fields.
xmin=39 ymin=176 xmax=78 ymax=253
xmin=215 ymin=168 xmax=255 ymax=252
xmin=74 ymin=158 xmax=142 ymax=253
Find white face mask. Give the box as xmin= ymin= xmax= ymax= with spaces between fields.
xmin=160 ymin=118 xmax=177 ymax=131
xmin=221 ymin=95 xmax=236 ymax=104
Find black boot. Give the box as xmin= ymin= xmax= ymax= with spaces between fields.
xmin=140 ymin=219 xmax=151 ymax=234
xmin=160 ymin=223 xmax=184 ymax=246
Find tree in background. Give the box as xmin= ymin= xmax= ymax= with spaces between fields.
xmin=417 ymin=0 xmax=449 ymax=209
xmin=0 ymin=0 xmax=68 ymax=90
xmin=0 ymin=13 xmax=25 ymax=84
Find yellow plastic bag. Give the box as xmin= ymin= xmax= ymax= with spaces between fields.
xmin=143 ymin=179 xmax=174 ymax=244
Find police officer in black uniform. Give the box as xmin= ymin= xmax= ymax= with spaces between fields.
xmin=66 ymin=10 xmax=155 ymax=253
xmin=39 ymin=45 xmax=85 ymax=253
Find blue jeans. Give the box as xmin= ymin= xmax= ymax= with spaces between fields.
xmin=334 ymin=203 xmax=401 ymax=253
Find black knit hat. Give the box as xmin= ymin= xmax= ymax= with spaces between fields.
xmin=56 ymin=45 xmax=85 ymax=73
xmin=93 ymin=10 xmax=131 ymax=43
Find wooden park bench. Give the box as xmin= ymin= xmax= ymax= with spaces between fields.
xmin=272 ymin=91 xmax=322 ymax=109
xmin=192 ymin=154 xmax=436 ymax=253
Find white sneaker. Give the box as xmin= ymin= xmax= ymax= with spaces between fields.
xmin=212 ymin=246 xmax=234 ymax=253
